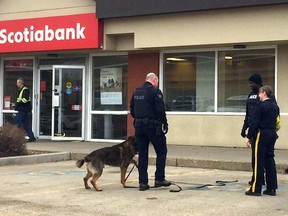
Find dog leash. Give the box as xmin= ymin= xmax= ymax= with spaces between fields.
xmin=124 ymin=164 xmax=182 ymax=191
xmin=123 ymin=164 xmax=140 ymax=189
xmin=125 ymin=164 xmax=136 ymax=182
xmin=216 ymin=180 xmax=238 ymax=184
xmin=124 ymin=182 xmax=182 ymax=192
xmin=169 ymin=180 xmax=238 ymax=192
xmin=124 ymin=179 xmax=237 ymax=193
xmin=124 ymin=164 xmax=237 ymax=193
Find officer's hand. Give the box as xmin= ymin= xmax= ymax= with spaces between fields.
xmin=241 ymin=129 xmax=246 ymax=138
xmin=246 ymin=139 xmax=251 ymax=148
xmin=10 ymin=103 xmax=15 ymax=109
xmin=163 ymin=123 xmax=168 ymax=134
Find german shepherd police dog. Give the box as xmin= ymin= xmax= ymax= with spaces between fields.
xmin=76 ymin=136 xmax=138 ymax=191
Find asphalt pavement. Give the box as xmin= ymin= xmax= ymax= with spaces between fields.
xmin=1 ymin=161 xmax=288 ymax=216
xmin=1 ymin=140 xmax=288 ymax=216
xmin=1 ymin=139 xmax=287 ymax=174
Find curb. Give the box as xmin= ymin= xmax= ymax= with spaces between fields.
xmin=149 ymin=156 xmax=251 ymax=172
xmin=71 ymin=153 xmax=288 ymax=174
xmin=2 ymin=152 xmax=288 ymax=174
xmin=0 ymin=152 xmax=71 ymax=166
xmin=165 ymin=157 xmax=288 ymax=174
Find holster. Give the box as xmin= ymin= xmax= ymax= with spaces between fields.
xmin=154 ymin=120 xmax=162 ymax=135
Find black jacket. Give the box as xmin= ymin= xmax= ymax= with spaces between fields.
xmin=130 ymin=82 xmax=167 ymax=125
xmin=247 ymin=98 xmax=280 ymax=139
xmin=242 ymin=90 xmax=260 ymax=131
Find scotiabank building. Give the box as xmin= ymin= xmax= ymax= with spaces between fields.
xmin=1 ymin=0 xmax=288 ymax=149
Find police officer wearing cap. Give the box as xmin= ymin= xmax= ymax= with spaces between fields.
xmin=130 ymin=72 xmax=171 ymax=191
xmin=241 ymin=74 xmax=263 ymax=138
xmin=241 ymin=74 xmax=263 ymax=185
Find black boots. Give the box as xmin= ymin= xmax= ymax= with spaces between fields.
xmin=263 ymin=189 xmax=276 ymax=196
xmin=154 ymin=179 xmax=171 ymax=187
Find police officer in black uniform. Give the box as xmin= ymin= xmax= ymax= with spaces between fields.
xmin=241 ymin=74 xmax=263 ymax=185
xmin=130 ymin=72 xmax=171 ymax=191
xmin=245 ymin=86 xmax=279 ymax=196
xmin=241 ymin=74 xmax=263 ymax=138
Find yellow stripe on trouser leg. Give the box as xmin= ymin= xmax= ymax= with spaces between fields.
xmin=252 ymin=132 xmax=260 ymax=192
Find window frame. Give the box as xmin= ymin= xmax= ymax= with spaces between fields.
xmin=88 ymin=52 xmax=129 ymax=142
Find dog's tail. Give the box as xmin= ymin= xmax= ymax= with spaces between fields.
xmin=75 ymin=159 xmax=85 ymax=168
xmin=76 ymin=155 xmax=93 ymax=168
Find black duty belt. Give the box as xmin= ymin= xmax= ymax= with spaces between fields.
xmin=260 ymin=128 xmax=276 ymax=130
xmin=135 ymin=118 xmax=158 ymax=124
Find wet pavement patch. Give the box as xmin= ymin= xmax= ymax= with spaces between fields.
xmin=17 ymin=169 xmax=85 ymax=176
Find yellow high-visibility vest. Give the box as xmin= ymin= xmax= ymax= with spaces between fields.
xmin=276 ymin=115 xmax=281 ymax=131
xmin=17 ymin=86 xmax=30 ymax=103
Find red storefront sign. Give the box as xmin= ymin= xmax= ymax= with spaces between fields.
xmin=0 ymin=13 xmax=103 ymax=53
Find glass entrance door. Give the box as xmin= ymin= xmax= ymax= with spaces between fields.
xmin=52 ymin=66 xmax=85 ymax=140
xmin=39 ymin=68 xmax=53 ymax=137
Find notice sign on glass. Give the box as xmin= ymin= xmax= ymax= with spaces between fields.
xmin=100 ymin=67 xmax=122 ymax=105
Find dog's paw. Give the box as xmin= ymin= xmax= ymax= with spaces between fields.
xmin=95 ymin=187 xmax=103 ymax=191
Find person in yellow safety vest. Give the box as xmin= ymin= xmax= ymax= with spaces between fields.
xmin=12 ymin=78 xmax=36 ymax=142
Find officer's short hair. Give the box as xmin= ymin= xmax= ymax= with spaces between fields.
xmin=146 ymin=72 xmax=156 ymax=81
xmin=17 ymin=77 xmax=25 ymax=84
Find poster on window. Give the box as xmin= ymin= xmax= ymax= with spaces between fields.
xmin=100 ymin=68 xmax=122 ymax=105
xmin=4 ymin=96 xmax=11 ymax=110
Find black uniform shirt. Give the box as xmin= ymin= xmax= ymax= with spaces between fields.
xmin=243 ymin=90 xmax=260 ymax=130
xmin=247 ymin=98 xmax=279 ymax=139
xmin=130 ymin=82 xmax=167 ymax=125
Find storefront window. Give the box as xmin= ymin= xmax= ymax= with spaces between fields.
xmin=218 ymin=49 xmax=275 ymax=112
xmin=163 ymin=49 xmax=275 ymax=113
xmin=3 ymin=59 xmax=33 ymax=123
xmin=91 ymin=55 xmax=128 ymax=140
xmin=92 ymin=55 xmax=128 ymax=111
xmin=91 ymin=114 xmax=127 ymax=140
xmin=163 ymin=52 xmax=215 ymax=112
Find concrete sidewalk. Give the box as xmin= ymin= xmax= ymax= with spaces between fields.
xmin=22 ymin=140 xmax=288 ymax=174
xmin=1 ymin=139 xmax=288 ymax=174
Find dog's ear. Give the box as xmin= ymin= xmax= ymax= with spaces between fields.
xmin=126 ymin=136 xmax=135 ymax=147
xmin=128 ymin=136 xmax=138 ymax=152
xmin=127 ymin=136 xmax=135 ymax=142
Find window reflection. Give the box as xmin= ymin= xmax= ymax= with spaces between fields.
xmin=162 ymin=49 xmax=275 ymax=113
xmin=91 ymin=114 xmax=127 ymax=140
xmin=218 ymin=49 xmax=275 ymax=112
xmin=163 ymin=52 xmax=215 ymax=112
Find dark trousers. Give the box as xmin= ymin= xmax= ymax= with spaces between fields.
xmin=16 ymin=111 xmax=35 ymax=140
xmin=250 ymin=129 xmax=278 ymax=193
xmin=251 ymin=136 xmax=265 ymax=183
xmin=135 ymin=124 xmax=167 ymax=185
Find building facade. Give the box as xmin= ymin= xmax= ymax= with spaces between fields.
xmin=1 ymin=0 xmax=288 ymax=148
